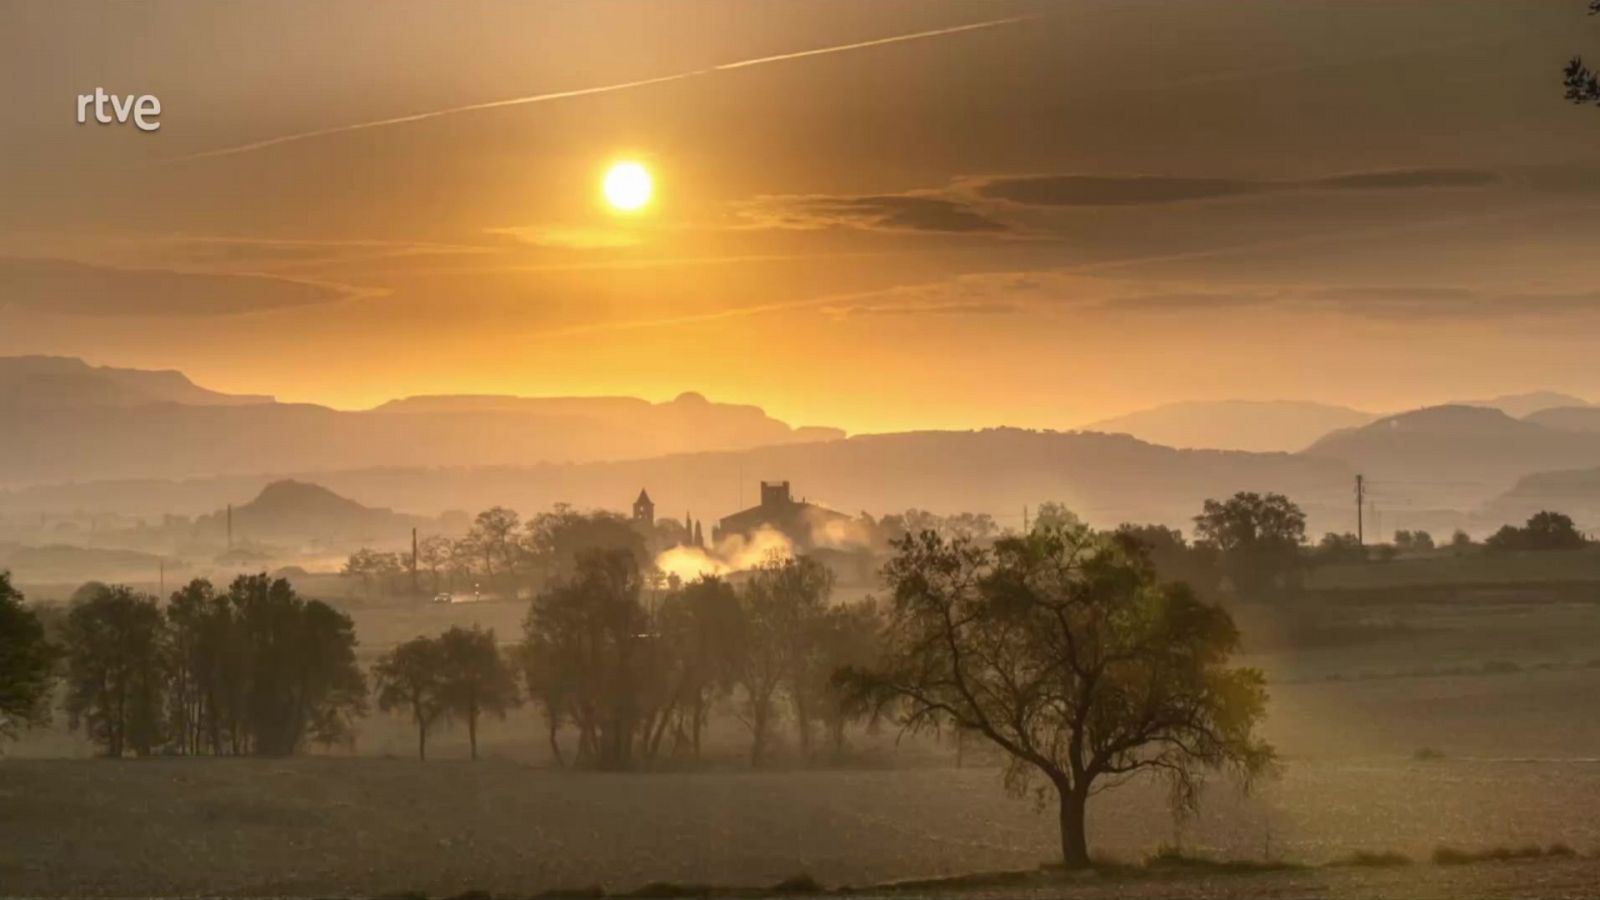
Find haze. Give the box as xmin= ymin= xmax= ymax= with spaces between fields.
xmin=3 ymin=1 xmax=1599 ymax=434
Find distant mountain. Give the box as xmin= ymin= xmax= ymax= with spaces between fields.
xmin=1086 ymin=400 xmax=1376 ymax=452
xmin=0 ymin=355 xmax=273 ymax=408
xmin=1456 ymin=391 xmax=1590 ymax=418
xmin=1523 ymin=406 xmax=1600 ymax=433
xmin=0 ymin=429 xmax=1358 ymax=538
xmin=1304 ymin=405 xmax=1600 ymax=505
xmin=1478 ymin=466 xmax=1600 ymax=534
xmin=0 ymin=358 xmax=844 ymax=486
xmin=191 ymin=479 xmax=424 ymax=545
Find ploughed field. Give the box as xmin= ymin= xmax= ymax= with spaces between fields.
xmin=6 ymin=747 xmax=1600 ymax=898
xmin=9 ymin=582 xmax=1600 ymax=898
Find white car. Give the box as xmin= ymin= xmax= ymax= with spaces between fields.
xmin=431 ymin=592 xmax=454 ymax=604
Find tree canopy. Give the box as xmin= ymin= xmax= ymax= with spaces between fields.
xmin=0 ymin=572 xmax=57 ymax=742
xmin=842 ymin=524 xmax=1273 ymax=869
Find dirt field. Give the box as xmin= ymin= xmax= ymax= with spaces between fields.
xmin=5 ymin=752 xmax=1600 ymax=898
xmin=9 ymin=576 xmax=1600 ymax=897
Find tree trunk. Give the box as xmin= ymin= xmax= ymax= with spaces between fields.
xmin=1058 ymin=784 xmax=1091 ymax=869
xmin=418 ymin=723 xmax=428 ymax=761
xmin=547 ymin=716 xmax=565 ymax=767
xmin=468 ymin=711 xmax=479 ymax=761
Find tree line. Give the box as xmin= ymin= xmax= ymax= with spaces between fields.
xmin=4 ymin=493 xmax=1597 ymax=868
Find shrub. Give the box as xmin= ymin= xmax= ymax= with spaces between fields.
xmin=1330 ymin=851 xmax=1413 ymax=867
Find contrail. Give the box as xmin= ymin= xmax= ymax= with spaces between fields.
xmin=163 ymin=15 xmax=1035 ymax=164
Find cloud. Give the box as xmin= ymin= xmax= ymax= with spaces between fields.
xmin=1296 ymin=285 xmax=1600 ymax=320
xmin=971 ymin=168 xmax=1501 ymax=208
xmin=977 ymin=176 xmax=1268 ymax=207
xmin=483 ymin=226 xmax=644 ymax=249
xmin=737 ymin=193 xmax=1009 ymax=234
xmin=821 ymin=300 xmax=1024 ymax=318
xmin=0 ymin=256 xmax=357 ymax=317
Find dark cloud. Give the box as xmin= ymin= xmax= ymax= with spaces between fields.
xmin=971 ymin=168 xmax=1500 ymax=207
xmin=738 ymin=193 xmax=1008 ymax=234
xmin=0 ymin=257 xmax=353 ymax=317
xmin=977 ymin=176 xmax=1267 ymax=207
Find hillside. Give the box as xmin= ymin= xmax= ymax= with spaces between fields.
xmin=1303 ymin=406 xmax=1600 ymax=506
xmin=0 ymin=356 xmax=273 ymax=408
xmin=1086 ymin=400 xmax=1376 ymax=452
xmin=0 ymin=358 xmax=844 ymax=485
xmin=0 ymin=429 xmax=1357 ymax=537
xmin=191 ymin=479 xmax=425 ymax=544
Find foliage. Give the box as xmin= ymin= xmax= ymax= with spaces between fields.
xmin=1315 ymin=532 xmax=1367 ymax=565
xmin=1194 ymin=492 xmax=1307 ymax=600
xmin=1486 ymin=511 xmax=1587 ymax=552
xmin=840 ymin=524 xmax=1274 ymax=868
xmin=0 ymin=571 xmax=58 ymax=741
xmin=436 ymin=625 xmax=520 ymax=760
xmin=523 ymin=547 xmax=651 ymax=769
xmin=62 ymin=584 xmax=168 ymax=757
xmin=736 ymin=554 xmax=836 ymax=764
xmin=1566 ymin=2 xmax=1600 ymax=106
xmin=372 ymin=635 xmax=450 ymax=760
xmin=1393 ymin=530 xmax=1434 ymax=553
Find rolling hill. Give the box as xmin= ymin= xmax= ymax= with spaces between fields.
xmin=1086 ymin=400 xmax=1376 ymax=452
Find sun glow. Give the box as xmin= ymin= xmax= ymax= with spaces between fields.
xmin=602 ymin=161 xmax=653 ymax=212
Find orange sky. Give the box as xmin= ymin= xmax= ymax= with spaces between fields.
xmin=4 ymin=0 xmax=1600 ymax=434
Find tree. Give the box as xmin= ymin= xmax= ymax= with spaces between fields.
xmin=1393 ymin=530 xmax=1434 ymax=553
xmin=461 ymin=506 xmax=523 ymax=587
xmin=1487 ymin=511 xmax=1588 ymax=552
xmin=417 ymin=535 xmax=455 ymax=594
xmin=437 ymin=625 xmax=520 ymax=760
xmin=1565 ymin=1 xmax=1600 ymax=106
xmin=651 ymin=575 xmax=746 ymax=758
xmin=227 ymin=574 xmax=366 ymax=755
xmin=0 ymin=572 xmax=57 ymax=742
xmin=736 ymin=554 xmax=835 ymax=764
xmin=373 ymin=636 xmax=449 ymax=760
xmin=842 ymin=525 xmax=1274 ymax=869
xmin=1314 ymin=532 xmax=1367 ymax=565
xmin=523 ymin=548 xmax=648 ymax=769
xmin=1116 ymin=524 xmax=1221 ymax=597
xmin=61 ymin=584 xmax=167 ymax=757
xmin=342 ymin=548 xmax=404 ymax=600
xmin=1193 ymin=493 xmax=1307 ymax=600
xmin=807 ymin=598 xmax=880 ymax=760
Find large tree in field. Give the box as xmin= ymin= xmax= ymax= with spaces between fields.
xmin=228 ymin=574 xmax=367 ymax=755
xmin=1566 ymin=1 xmax=1600 ymax=106
xmin=842 ymin=525 xmax=1274 ymax=869
xmin=649 ymin=575 xmax=746 ymax=759
xmin=524 ymin=547 xmax=650 ymax=769
xmin=373 ymin=635 xmax=449 ymax=760
xmin=437 ymin=625 xmax=520 ymax=760
xmin=1193 ymin=492 xmax=1307 ymax=601
xmin=62 ymin=584 xmax=167 ymax=757
xmin=0 ymin=572 xmax=57 ymax=742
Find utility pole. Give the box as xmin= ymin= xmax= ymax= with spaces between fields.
xmin=1355 ymin=475 xmax=1365 ymax=545
xmin=411 ymin=527 xmax=419 ymax=596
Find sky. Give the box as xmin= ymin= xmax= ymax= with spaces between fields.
xmin=2 ymin=0 xmax=1599 ymax=434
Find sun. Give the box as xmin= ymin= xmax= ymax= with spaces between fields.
xmin=602 ymin=161 xmax=653 ymax=212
